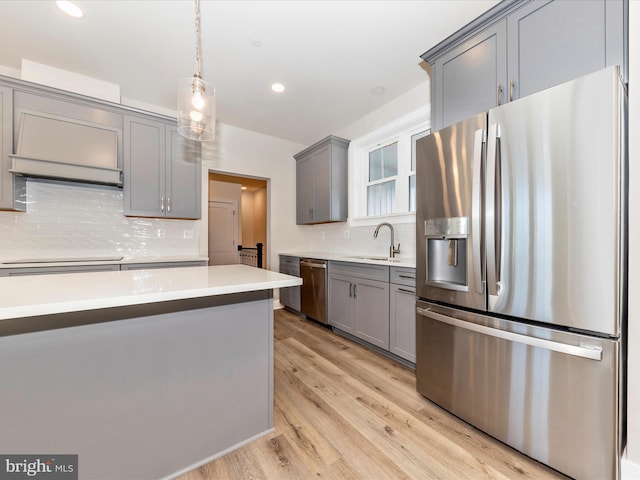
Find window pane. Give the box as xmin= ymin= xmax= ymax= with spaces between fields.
xmin=383 ymin=143 xmax=397 ymax=177
xmin=369 ymin=148 xmax=383 ymax=181
xmin=367 ymin=180 xmax=396 ymax=216
xmin=411 ymin=130 xmax=430 ymax=172
xmin=369 ymin=142 xmax=398 ymax=182
xmin=409 ymin=174 xmax=416 ymax=212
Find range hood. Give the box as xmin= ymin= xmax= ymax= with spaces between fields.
xmin=9 ymin=110 xmax=122 ymax=186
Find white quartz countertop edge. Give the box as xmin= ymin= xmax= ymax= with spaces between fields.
xmin=0 ymin=255 xmax=209 ymax=269
xmin=279 ymin=251 xmax=416 ymax=268
xmin=0 ymin=265 xmax=301 ymax=321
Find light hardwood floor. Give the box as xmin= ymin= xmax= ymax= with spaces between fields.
xmin=177 ymin=309 xmax=567 ymax=480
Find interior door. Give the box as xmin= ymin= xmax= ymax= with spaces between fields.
xmin=208 ymin=200 xmax=238 ymax=265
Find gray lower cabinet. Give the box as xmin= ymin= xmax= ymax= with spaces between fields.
xmin=0 ymin=85 xmax=24 ymax=210
xmin=328 ymin=261 xmax=390 ymax=350
xmin=424 ymin=0 xmax=626 ymax=130
xmin=278 ymin=255 xmax=301 ymax=312
xmin=124 ymin=115 xmax=201 ymax=219
xmin=0 ymin=265 xmax=120 ymax=277
xmin=389 ymin=267 xmax=416 ymax=363
xmin=295 ymin=135 xmax=349 ymax=225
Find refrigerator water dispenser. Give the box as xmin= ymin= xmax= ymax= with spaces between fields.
xmin=425 ymin=217 xmax=468 ymax=290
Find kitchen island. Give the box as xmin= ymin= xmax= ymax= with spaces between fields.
xmin=0 ymin=265 xmax=301 ymax=480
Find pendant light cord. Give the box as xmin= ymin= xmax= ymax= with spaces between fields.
xmin=194 ymin=0 xmax=202 ymax=78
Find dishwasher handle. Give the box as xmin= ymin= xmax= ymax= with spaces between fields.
xmin=300 ymin=260 xmax=327 ymax=269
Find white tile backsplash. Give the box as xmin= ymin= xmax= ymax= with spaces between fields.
xmin=0 ymin=179 xmax=199 ymax=261
xmin=309 ymin=220 xmax=416 ymax=262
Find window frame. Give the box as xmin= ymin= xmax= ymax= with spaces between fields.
xmin=348 ymin=108 xmax=429 ymax=227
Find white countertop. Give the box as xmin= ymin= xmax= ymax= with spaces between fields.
xmin=0 ymin=265 xmax=301 ymax=321
xmin=279 ymin=251 xmax=416 ymax=268
xmin=0 ymin=255 xmax=209 ymax=269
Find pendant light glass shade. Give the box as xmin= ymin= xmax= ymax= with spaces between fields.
xmin=177 ymin=0 xmax=215 ymax=141
xmin=177 ymin=75 xmax=215 ymax=141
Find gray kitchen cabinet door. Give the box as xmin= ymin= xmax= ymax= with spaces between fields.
xmin=328 ymin=273 xmax=356 ymax=333
xmin=124 ymin=115 xmax=165 ymax=217
xmin=0 ymin=85 xmax=25 ymax=211
xmin=507 ymin=0 xmax=625 ymax=101
xmin=311 ymin=143 xmax=331 ymax=222
xmin=389 ymin=284 xmax=416 ymax=363
xmin=165 ymin=126 xmax=201 ymax=219
xmin=433 ymin=20 xmax=507 ymax=130
xmin=295 ymin=135 xmax=349 ymax=224
xmin=296 ymin=153 xmax=315 ymax=224
xmin=354 ymin=278 xmax=389 ymax=350
xmin=279 ymin=255 xmax=301 ymax=312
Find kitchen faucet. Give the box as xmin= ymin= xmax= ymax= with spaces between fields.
xmin=373 ymin=222 xmax=400 ymax=259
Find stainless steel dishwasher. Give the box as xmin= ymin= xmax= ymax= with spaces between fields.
xmin=299 ymin=258 xmax=327 ymax=324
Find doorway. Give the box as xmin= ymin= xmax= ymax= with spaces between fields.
xmin=208 ymin=172 xmax=268 ymax=268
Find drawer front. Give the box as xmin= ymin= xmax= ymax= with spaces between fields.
xmin=328 ymin=261 xmax=389 ymax=282
xmin=390 ymin=266 xmax=416 ymax=287
xmin=279 ymin=256 xmax=300 ymax=276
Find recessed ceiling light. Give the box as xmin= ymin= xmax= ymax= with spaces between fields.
xmin=56 ymin=0 xmax=84 ymax=18
xmin=370 ymin=85 xmax=385 ymax=96
xmin=271 ymin=83 xmax=285 ymax=93
xmin=250 ymin=37 xmax=263 ymax=48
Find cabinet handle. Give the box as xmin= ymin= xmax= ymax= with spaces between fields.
xmin=167 ymin=197 xmax=171 ymax=213
xmin=398 ymin=288 xmax=415 ymax=294
xmin=509 ymin=79 xmax=516 ymax=102
xmin=497 ymin=84 xmax=503 ymax=106
xmin=349 ymin=283 xmax=353 ymax=298
xmin=353 ymin=284 xmax=357 ymax=298
xmin=161 ymin=196 xmax=165 ymax=212
xmin=398 ymin=274 xmax=415 ymax=279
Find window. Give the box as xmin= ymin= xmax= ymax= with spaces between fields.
xmin=349 ymin=108 xmax=429 ymax=224
xmin=409 ymin=130 xmax=430 ymax=212
xmin=367 ymin=142 xmax=398 ymax=216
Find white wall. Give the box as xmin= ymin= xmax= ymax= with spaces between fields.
xmin=624 ymin=1 xmax=640 ymax=477
xmin=304 ymin=79 xmax=430 ymax=260
xmin=197 ymin=123 xmax=310 ymax=272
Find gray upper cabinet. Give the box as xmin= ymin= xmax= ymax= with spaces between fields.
xmin=432 ymin=21 xmax=507 ymax=130
xmin=124 ymin=115 xmax=201 ymax=219
xmin=507 ymin=0 xmax=625 ymax=101
xmin=423 ymin=0 xmax=626 ymax=130
xmin=295 ymin=135 xmax=349 ymax=225
xmin=0 ymin=85 xmax=25 ymax=211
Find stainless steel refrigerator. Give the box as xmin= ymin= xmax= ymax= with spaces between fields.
xmin=415 ymin=66 xmax=625 ymax=480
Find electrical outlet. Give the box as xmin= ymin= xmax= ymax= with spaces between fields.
xmin=157 ymin=228 xmax=166 ymax=238
xmin=321 ymin=231 xmax=326 ymax=240
xmin=184 ymin=230 xmax=194 ymax=239
xmin=343 ymin=230 xmax=350 ymax=239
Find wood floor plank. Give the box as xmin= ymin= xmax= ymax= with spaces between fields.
xmin=250 ymin=434 xmax=317 ymax=480
xmin=272 ymin=379 xmax=342 ymax=472
xmin=274 ymin=348 xmax=411 ymax=479
xmin=176 ymin=310 xmax=567 ymax=480
xmin=276 ymin=336 xmax=513 ymax=480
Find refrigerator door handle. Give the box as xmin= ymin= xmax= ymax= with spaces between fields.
xmin=416 ymin=307 xmax=603 ymax=361
xmin=472 ymin=128 xmax=485 ymax=294
xmin=486 ymin=123 xmax=502 ymax=296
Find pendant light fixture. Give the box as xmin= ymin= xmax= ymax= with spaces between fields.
xmin=177 ymin=0 xmax=215 ymax=141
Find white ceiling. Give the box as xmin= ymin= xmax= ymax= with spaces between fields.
xmin=0 ymin=0 xmax=498 ymax=145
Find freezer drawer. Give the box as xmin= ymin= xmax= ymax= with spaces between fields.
xmin=416 ymin=300 xmax=620 ymax=480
